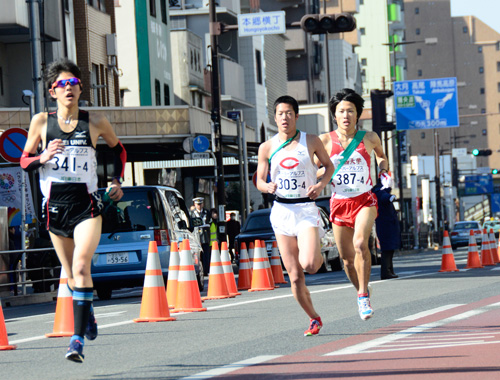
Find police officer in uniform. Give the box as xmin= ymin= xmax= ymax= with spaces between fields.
xmin=190 ymin=197 xmax=210 ymax=274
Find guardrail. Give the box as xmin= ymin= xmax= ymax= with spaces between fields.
xmin=0 ymin=248 xmax=61 ymax=296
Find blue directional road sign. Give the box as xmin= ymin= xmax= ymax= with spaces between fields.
xmin=394 ymin=77 xmax=459 ymax=130
xmin=192 ymin=135 xmax=210 ymax=153
xmin=491 ymin=193 xmax=500 ymax=214
xmin=464 ymin=174 xmax=493 ymax=196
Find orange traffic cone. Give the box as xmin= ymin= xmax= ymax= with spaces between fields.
xmin=249 ymin=240 xmax=274 ymax=292
xmin=465 ymin=230 xmax=483 ymax=269
xmin=248 ymin=241 xmax=255 ymax=272
xmin=0 ymin=304 xmax=16 ymax=350
xmin=481 ymin=229 xmax=495 ymax=266
xmin=220 ymin=241 xmax=241 ymax=296
xmin=261 ymin=240 xmax=276 ymax=288
xmin=489 ymin=229 xmax=500 ymax=263
xmin=438 ymin=231 xmax=459 ymax=272
xmin=270 ymin=242 xmax=287 ymax=284
xmin=237 ymin=242 xmax=252 ymax=290
xmin=46 ymin=267 xmax=74 ymax=337
xmin=166 ymin=241 xmax=180 ymax=309
xmin=202 ymin=241 xmax=233 ymax=300
xmin=134 ymin=241 xmax=176 ymax=322
xmin=172 ymin=240 xmax=207 ymax=313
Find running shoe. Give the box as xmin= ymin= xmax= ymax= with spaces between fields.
xmin=358 ymin=295 xmax=374 ymax=320
xmin=304 ymin=317 xmax=323 ymax=336
xmin=85 ymin=311 xmax=98 ymax=341
xmin=65 ymin=339 xmax=84 ymax=363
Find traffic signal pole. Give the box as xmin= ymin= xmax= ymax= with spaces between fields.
xmin=209 ymin=0 xmax=226 ymax=240
xmin=434 ymin=130 xmax=443 ymax=243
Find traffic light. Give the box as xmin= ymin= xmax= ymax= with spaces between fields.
xmin=472 ymin=149 xmax=492 ymax=156
xmin=492 ymin=169 xmax=499 ymax=174
xmin=300 ymin=13 xmax=356 ymax=34
xmin=370 ymin=89 xmax=395 ymax=136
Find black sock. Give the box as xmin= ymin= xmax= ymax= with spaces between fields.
xmin=73 ymin=286 xmax=94 ymax=338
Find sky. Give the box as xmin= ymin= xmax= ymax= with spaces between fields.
xmin=450 ymin=0 xmax=500 ymax=34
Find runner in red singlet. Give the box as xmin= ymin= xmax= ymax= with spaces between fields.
xmin=317 ymin=88 xmax=391 ymax=321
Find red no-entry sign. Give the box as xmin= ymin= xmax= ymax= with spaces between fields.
xmin=0 ymin=128 xmax=28 ymax=163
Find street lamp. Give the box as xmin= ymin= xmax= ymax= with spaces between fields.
xmin=382 ymin=37 xmax=438 ymax=235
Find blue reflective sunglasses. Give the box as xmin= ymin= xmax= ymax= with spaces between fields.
xmin=51 ymin=77 xmax=81 ymax=89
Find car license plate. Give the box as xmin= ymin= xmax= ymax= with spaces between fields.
xmin=106 ymin=252 xmax=129 ymax=264
xmin=266 ymin=242 xmax=273 ymax=251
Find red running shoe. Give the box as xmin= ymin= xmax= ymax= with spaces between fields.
xmin=304 ymin=316 xmax=323 ymax=336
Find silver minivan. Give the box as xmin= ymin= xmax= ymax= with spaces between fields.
xmin=91 ymin=186 xmax=205 ymax=300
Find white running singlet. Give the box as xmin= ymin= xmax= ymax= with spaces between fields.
xmin=269 ymin=131 xmax=317 ymax=199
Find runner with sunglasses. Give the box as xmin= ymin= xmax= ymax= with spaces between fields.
xmin=256 ymin=95 xmax=334 ymax=336
xmin=20 ymin=59 xmax=126 ymax=362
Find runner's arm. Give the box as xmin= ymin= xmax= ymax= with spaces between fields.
xmin=306 ymin=135 xmax=334 ymax=199
xmin=315 ymin=133 xmax=331 ymax=179
xmin=92 ymin=113 xmax=126 ymax=200
xmin=256 ymin=142 xmax=277 ymax=194
xmin=20 ymin=113 xmax=63 ymax=171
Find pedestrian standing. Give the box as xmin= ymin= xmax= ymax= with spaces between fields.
xmin=317 ymin=88 xmax=390 ymax=321
xmin=372 ymin=181 xmax=400 ymax=279
xmin=226 ymin=212 xmax=240 ymax=262
xmin=256 ymin=95 xmax=334 ymax=336
xmin=20 ymin=59 xmax=126 ymax=363
xmin=190 ymin=197 xmax=210 ymax=274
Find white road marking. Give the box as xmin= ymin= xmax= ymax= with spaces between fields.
xmin=179 ymin=355 xmax=283 ymax=379
xmin=396 ymin=304 xmax=464 ymax=321
xmin=324 ymin=303 xmax=500 ymax=356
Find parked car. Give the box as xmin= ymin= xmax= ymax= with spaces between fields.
xmin=450 ymin=221 xmax=482 ymax=250
xmin=91 ymin=186 xmax=204 ymax=300
xmin=482 ymin=219 xmax=500 ymax=238
xmin=234 ymin=207 xmax=341 ymax=272
xmin=315 ymin=196 xmax=379 ymax=265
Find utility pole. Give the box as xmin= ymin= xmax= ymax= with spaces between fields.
xmin=209 ymin=0 xmax=226 ymax=239
xmin=28 ymin=0 xmax=44 ymax=113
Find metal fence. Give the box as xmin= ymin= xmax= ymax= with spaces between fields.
xmin=0 ymin=248 xmax=60 ymax=296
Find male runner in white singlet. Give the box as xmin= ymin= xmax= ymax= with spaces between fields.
xmin=256 ymin=96 xmax=334 ymax=336
xmin=317 ymin=88 xmax=391 ymax=321
xmin=21 ymin=59 xmax=126 ymax=362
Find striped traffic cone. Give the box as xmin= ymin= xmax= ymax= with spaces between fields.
xmin=220 ymin=241 xmax=241 ymax=296
xmin=438 ymin=231 xmax=459 ymax=272
xmin=249 ymin=240 xmax=274 ymax=291
xmin=202 ymin=241 xmax=233 ymax=300
xmin=261 ymin=240 xmax=276 ymax=288
xmin=481 ymin=229 xmax=495 ymax=267
xmin=465 ymin=230 xmax=483 ymax=269
xmin=134 ymin=241 xmax=176 ymax=322
xmin=237 ymin=242 xmax=252 ymax=290
xmin=46 ymin=267 xmax=74 ymax=337
xmin=172 ymin=240 xmax=207 ymax=313
xmin=248 ymin=241 xmax=255 ymax=272
xmin=489 ymin=229 xmax=500 ymax=263
xmin=270 ymin=242 xmax=287 ymax=284
xmin=0 ymin=304 xmax=16 ymax=350
xmin=166 ymin=241 xmax=180 ymax=309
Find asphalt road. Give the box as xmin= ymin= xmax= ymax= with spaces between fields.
xmin=2 ymin=246 xmax=500 ymax=380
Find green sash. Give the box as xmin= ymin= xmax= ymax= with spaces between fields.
xmin=268 ymin=130 xmax=300 ymax=164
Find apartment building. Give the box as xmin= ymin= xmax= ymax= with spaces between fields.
xmin=404 ymin=0 xmax=500 ymax=172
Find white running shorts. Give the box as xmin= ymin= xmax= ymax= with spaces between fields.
xmin=270 ymin=201 xmax=324 ymax=237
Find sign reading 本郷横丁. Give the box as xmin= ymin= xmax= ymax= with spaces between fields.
xmin=238 ymin=11 xmax=286 ymax=37
xmin=394 ymin=77 xmax=459 ymax=130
